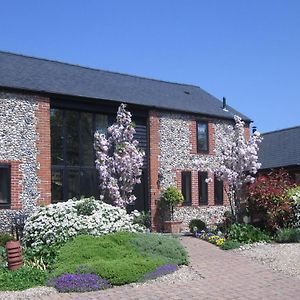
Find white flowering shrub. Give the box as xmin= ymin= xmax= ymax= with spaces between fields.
xmin=288 ymin=186 xmax=300 ymax=228
xmin=23 ymin=198 xmax=144 ymax=248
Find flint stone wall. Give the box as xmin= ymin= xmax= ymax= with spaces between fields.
xmin=158 ymin=112 xmax=231 ymax=226
xmin=0 ymin=92 xmax=40 ymax=231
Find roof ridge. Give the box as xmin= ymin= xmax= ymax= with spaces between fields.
xmin=263 ymin=125 xmax=300 ymax=135
xmin=0 ymin=50 xmax=199 ymax=89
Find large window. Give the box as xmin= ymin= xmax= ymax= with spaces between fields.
xmin=182 ymin=171 xmax=192 ymax=205
xmin=214 ymin=176 xmax=224 ymax=205
xmin=198 ymin=172 xmax=208 ymax=205
xmin=197 ymin=121 xmax=209 ymax=153
xmin=51 ymin=109 xmax=108 ymax=202
xmin=0 ymin=164 xmax=10 ymax=208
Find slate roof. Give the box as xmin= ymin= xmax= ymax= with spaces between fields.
xmin=258 ymin=126 xmax=300 ymax=169
xmin=0 ymin=51 xmax=251 ymax=121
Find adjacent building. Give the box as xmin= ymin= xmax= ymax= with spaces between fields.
xmin=258 ymin=126 xmax=300 ymax=184
xmin=0 ymin=51 xmax=251 ymax=231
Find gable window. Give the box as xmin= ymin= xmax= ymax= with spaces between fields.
xmin=0 ymin=164 xmax=10 ymax=208
xmin=197 ymin=122 xmax=208 ymax=152
xmin=182 ymin=171 xmax=192 ymax=205
xmin=214 ymin=176 xmax=224 ymax=205
xmin=198 ymin=172 xmax=208 ymax=205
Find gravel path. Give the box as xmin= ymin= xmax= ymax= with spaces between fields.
xmin=234 ymin=242 xmax=300 ymax=278
xmin=0 ymin=287 xmax=57 ymax=300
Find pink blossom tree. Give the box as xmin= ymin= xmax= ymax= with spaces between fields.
xmin=94 ymin=103 xmax=145 ymax=208
xmin=215 ymin=116 xmax=262 ymax=219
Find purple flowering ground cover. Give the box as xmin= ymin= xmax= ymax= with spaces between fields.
xmin=47 ymin=273 xmax=112 ymax=293
xmin=142 ymin=264 xmax=178 ymax=281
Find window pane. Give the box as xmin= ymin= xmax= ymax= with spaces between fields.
xmin=182 ymin=171 xmax=192 ymax=205
xmin=81 ymin=112 xmax=94 ymax=166
xmin=95 ymin=114 xmax=108 ymax=134
xmin=80 ymin=169 xmax=98 ymax=198
xmin=0 ymin=165 xmax=10 ymax=205
xmin=51 ymin=169 xmax=63 ymax=202
xmin=65 ymin=111 xmax=80 ymax=166
xmin=51 ymin=109 xmax=64 ymax=165
xmin=67 ymin=170 xmax=80 ymax=199
xmin=197 ymin=122 xmax=208 ymax=152
xmin=214 ymin=177 xmax=224 ymax=205
xmin=199 ymin=172 xmax=208 ymax=205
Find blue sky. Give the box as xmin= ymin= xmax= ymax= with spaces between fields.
xmin=0 ymin=0 xmax=299 ymax=132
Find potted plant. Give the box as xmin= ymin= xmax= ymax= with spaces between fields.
xmin=161 ymin=186 xmax=184 ymax=233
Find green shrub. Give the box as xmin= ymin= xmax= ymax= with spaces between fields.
xmin=188 ymin=219 xmax=206 ymax=233
xmin=24 ymin=244 xmax=59 ymax=270
xmin=51 ymin=233 xmax=168 ymax=285
xmin=220 ymin=240 xmax=241 ymax=250
xmin=0 ymin=247 xmax=6 ymax=268
xmin=130 ymin=233 xmax=188 ymax=265
xmin=0 ymin=233 xmax=14 ymax=247
xmin=275 ymin=228 xmax=300 ymax=243
xmin=226 ymin=223 xmax=271 ymax=244
xmin=133 ymin=211 xmax=151 ymax=229
xmin=161 ymin=187 xmax=184 ymax=220
xmin=75 ymin=197 xmax=97 ymax=216
xmin=0 ymin=266 xmax=47 ymax=291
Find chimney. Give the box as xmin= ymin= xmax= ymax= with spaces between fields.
xmin=222 ymin=97 xmax=227 ymax=110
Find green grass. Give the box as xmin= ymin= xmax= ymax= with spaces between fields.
xmin=51 ymin=232 xmax=187 ymax=285
xmin=0 ymin=266 xmax=47 ymax=291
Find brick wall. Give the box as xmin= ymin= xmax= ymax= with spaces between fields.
xmin=36 ymin=97 xmax=51 ymax=206
xmin=148 ymin=110 xmax=160 ymax=230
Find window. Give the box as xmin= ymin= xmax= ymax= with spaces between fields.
xmin=197 ymin=122 xmax=208 ymax=152
xmin=182 ymin=171 xmax=192 ymax=205
xmin=198 ymin=172 xmax=208 ymax=205
xmin=0 ymin=164 xmax=10 ymax=208
xmin=51 ymin=108 xmax=108 ymax=202
xmin=214 ymin=176 xmax=224 ymax=205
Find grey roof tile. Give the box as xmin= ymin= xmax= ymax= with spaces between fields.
xmin=0 ymin=51 xmax=250 ymax=121
xmin=258 ymin=126 xmax=300 ymax=169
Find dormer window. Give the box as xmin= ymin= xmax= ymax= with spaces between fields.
xmin=197 ymin=121 xmax=208 ymax=153
xmin=0 ymin=164 xmax=10 ymax=208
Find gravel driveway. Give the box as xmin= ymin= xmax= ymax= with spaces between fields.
xmin=234 ymin=242 xmax=300 ymax=278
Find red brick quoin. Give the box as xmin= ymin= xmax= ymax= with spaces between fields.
xmin=148 ymin=110 xmax=161 ymax=231
xmin=35 ymin=96 xmax=51 ymax=206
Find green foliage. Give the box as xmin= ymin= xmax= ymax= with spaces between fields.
xmin=24 ymin=244 xmax=59 ymax=270
xmin=0 ymin=233 xmax=14 ymax=247
xmin=75 ymin=197 xmax=97 ymax=216
xmin=162 ymin=187 xmax=184 ymax=207
xmin=0 ymin=266 xmax=47 ymax=291
xmin=188 ymin=219 xmax=206 ymax=233
xmin=133 ymin=211 xmax=151 ymax=229
xmin=161 ymin=187 xmax=184 ymax=220
xmin=51 ymin=233 xmax=170 ymax=285
xmin=220 ymin=240 xmax=242 ymax=250
xmin=275 ymin=228 xmax=300 ymax=243
xmin=0 ymin=247 xmax=6 ymax=268
xmin=226 ymin=223 xmax=271 ymax=244
xmin=130 ymin=233 xmax=188 ymax=265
